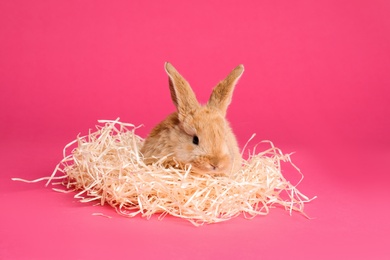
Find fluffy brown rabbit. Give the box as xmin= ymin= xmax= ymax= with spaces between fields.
xmin=141 ymin=62 xmax=244 ymax=174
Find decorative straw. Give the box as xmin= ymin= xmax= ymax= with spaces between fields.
xmin=15 ymin=119 xmax=315 ymax=226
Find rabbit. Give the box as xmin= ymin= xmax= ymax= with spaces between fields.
xmin=140 ymin=62 xmax=244 ymax=174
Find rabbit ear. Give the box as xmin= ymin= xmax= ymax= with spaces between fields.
xmin=208 ymin=64 xmax=244 ymax=116
xmin=165 ymin=62 xmax=199 ymax=119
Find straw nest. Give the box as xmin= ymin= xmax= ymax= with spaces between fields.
xmin=44 ymin=119 xmax=313 ymax=226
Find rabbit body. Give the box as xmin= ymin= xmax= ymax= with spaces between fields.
xmin=141 ymin=63 xmax=244 ymax=174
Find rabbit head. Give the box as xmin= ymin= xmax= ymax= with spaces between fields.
xmin=141 ymin=62 xmax=244 ymax=174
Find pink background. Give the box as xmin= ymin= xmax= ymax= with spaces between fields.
xmin=1 ymin=0 xmax=389 ymax=259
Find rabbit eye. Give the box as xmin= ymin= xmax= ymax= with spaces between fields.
xmin=192 ymin=135 xmax=199 ymax=145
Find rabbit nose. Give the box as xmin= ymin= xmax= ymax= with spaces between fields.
xmin=208 ymin=156 xmax=228 ymax=171
xmin=210 ymin=163 xmax=218 ymax=170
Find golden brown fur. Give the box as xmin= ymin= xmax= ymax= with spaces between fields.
xmin=141 ymin=62 xmax=244 ymax=174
